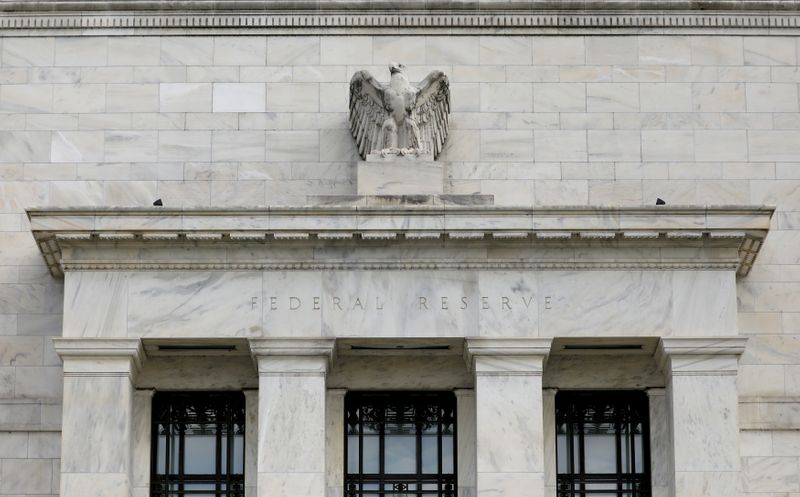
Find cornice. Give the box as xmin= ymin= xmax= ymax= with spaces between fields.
xmin=26 ymin=205 xmax=774 ymax=278
xmin=2 ymin=1 xmax=800 ymax=34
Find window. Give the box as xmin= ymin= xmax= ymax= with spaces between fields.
xmin=345 ymin=391 xmax=456 ymax=497
xmin=556 ymin=391 xmax=650 ymax=497
xmin=151 ymin=392 xmax=245 ymax=497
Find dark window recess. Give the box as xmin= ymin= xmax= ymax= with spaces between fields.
xmin=556 ymin=391 xmax=651 ymax=497
xmin=345 ymin=391 xmax=457 ymax=497
xmin=151 ymin=391 xmax=245 ymax=497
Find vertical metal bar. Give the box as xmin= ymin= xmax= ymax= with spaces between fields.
xmin=615 ymin=398 xmax=622 ymax=497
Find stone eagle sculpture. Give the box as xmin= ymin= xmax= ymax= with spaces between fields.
xmin=349 ymin=63 xmax=450 ymax=160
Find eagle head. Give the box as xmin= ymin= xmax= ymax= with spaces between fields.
xmin=389 ymin=62 xmax=406 ymax=75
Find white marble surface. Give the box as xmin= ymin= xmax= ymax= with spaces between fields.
xmin=60 ymin=268 xmax=741 ymax=343
xmin=456 ymin=389 xmax=477 ymax=497
xmin=328 ymin=355 xmax=472 ymax=389
xmin=128 ymin=271 xmax=263 ymax=337
xmin=357 ymin=160 xmax=445 ymax=195
xmin=63 ymin=271 xmax=128 ymax=337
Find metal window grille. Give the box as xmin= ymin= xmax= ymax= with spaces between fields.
xmin=150 ymin=391 xmax=245 ymax=497
xmin=345 ymin=391 xmax=457 ymax=497
xmin=556 ymin=391 xmax=651 ymax=497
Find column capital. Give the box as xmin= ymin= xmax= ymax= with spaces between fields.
xmin=249 ymin=338 xmax=336 ymax=375
xmin=53 ymin=337 xmax=145 ymax=378
xmin=464 ymin=338 xmax=552 ymax=375
xmin=655 ymin=337 xmax=748 ymax=376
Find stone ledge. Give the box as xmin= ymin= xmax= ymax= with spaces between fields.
xmin=3 ymin=1 xmax=800 ymax=33
xmin=4 ymin=1 xmax=800 ymax=13
xmin=27 ymin=205 xmax=774 ymax=278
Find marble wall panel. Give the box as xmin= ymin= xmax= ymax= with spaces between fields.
xmin=136 ymin=356 xmax=257 ymax=390
xmin=670 ymin=374 xmax=740 ymax=473
xmin=543 ymin=355 xmax=664 ymax=389
xmin=63 ymin=272 xmax=128 ymax=337
xmin=327 ymin=355 xmax=473 ymax=390
xmin=538 ymin=271 xmax=672 ymax=337
xmin=61 ymin=374 xmax=132 ymax=473
xmin=127 ymin=271 xmax=262 ymax=337
xmin=476 ymin=373 xmax=542 ymax=474
xmin=318 ymin=270 xmax=481 ymax=337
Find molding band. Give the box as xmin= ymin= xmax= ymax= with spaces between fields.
xmin=2 ymin=10 xmax=800 ymax=34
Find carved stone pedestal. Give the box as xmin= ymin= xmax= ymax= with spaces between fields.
xmin=357 ymin=158 xmax=444 ymax=195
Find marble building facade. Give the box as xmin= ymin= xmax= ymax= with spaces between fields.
xmin=1 ymin=1 xmax=800 ymax=497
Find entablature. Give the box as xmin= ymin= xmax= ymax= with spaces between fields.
xmin=28 ymin=205 xmax=773 ymax=278
xmin=3 ymin=0 xmax=800 ymax=34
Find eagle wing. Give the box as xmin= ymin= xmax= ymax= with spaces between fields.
xmin=413 ymin=70 xmax=450 ymax=159
xmin=349 ymin=70 xmax=388 ymax=159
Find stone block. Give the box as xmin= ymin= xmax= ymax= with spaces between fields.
xmin=586 ymin=83 xmax=638 ymax=112
xmin=480 ymin=83 xmax=532 ymax=112
xmin=586 ymin=36 xmax=638 ymax=65
xmin=749 ymin=131 xmax=800 ymax=161
xmin=744 ymin=36 xmax=797 ymax=65
xmin=51 ymin=131 xmax=104 ymax=163
xmin=107 ymin=84 xmax=159 ymax=113
xmin=740 ymin=456 xmax=800 ymax=493
xmin=213 ymin=83 xmax=265 ymax=113
xmin=587 ymin=130 xmax=641 ymax=162
xmin=642 ymin=130 xmax=694 ymax=161
xmin=747 ymin=83 xmax=800 ymax=112
xmin=158 ymin=131 xmax=211 ymax=162
xmin=2 ymin=37 xmax=54 ymax=67
xmin=0 ymin=432 xmax=28 ymax=457
xmin=320 ymin=36 xmax=373 ymax=65
xmin=54 ymin=37 xmax=107 ymax=66
xmin=638 ymin=36 xmax=691 ymax=65
xmin=160 ymin=36 xmax=214 ymax=65
xmin=426 ymin=37 xmax=478 ymax=65
xmin=266 ymin=83 xmax=319 ymax=112
xmin=53 ymin=84 xmax=106 ymax=113
xmin=378 ymin=46 xmax=428 ymax=71
xmin=534 ymin=130 xmax=586 ymax=162
xmin=0 ymin=131 xmax=50 ymax=163
xmin=29 ymin=431 xmax=61 ymax=458
xmin=534 ymin=83 xmax=585 ymax=112
xmin=213 ymin=37 xmax=266 ymax=65
xmin=640 ymin=83 xmax=692 ymax=112
xmin=692 ymin=83 xmax=746 ymax=112
xmin=266 ymin=131 xmax=319 ymax=162
xmin=1 ymin=458 xmax=53 ymax=494
xmin=532 ymin=37 xmax=584 ymax=65
xmin=480 ymin=130 xmax=534 ymax=162
xmin=357 ymin=159 xmax=444 ymax=195
xmin=694 ymin=130 xmax=748 ymax=162
xmin=108 ymin=37 xmax=160 ymax=66
xmin=212 ymin=131 xmax=266 ymax=162
xmin=268 ymin=36 xmax=320 ymax=65
xmin=479 ymin=37 xmax=532 ymax=65
xmin=0 ymin=84 xmax=53 ymax=113
xmin=690 ymin=36 xmax=744 ymax=65
xmin=104 ymin=131 xmax=158 ymax=162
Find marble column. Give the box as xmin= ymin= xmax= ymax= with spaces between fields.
xmin=542 ymin=388 xmax=557 ymax=497
xmin=249 ymin=338 xmax=335 ymax=497
xmin=326 ymin=388 xmax=347 ymax=497
xmin=455 ymin=388 xmax=476 ymax=497
xmin=646 ymin=388 xmax=670 ymax=497
xmin=655 ymin=337 xmax=747 ymax=497
xmin=464 ymin=338 xmax=552 ymax=497
xmin=132 ymin=389 xmax=154 ymax=497
xmin=243 ymin=389 xmax=259 ymax=497
xmin=53 ymin=338 xmax=144 ymax=497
